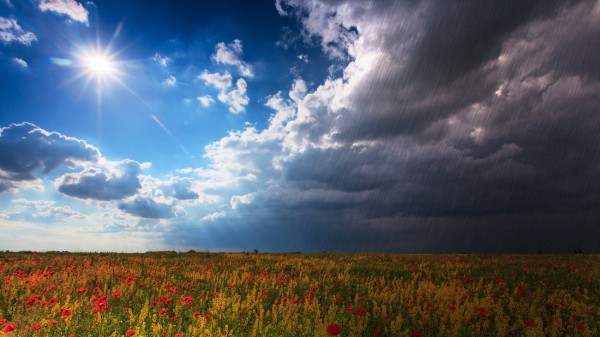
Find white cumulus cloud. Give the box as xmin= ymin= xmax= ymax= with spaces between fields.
xmin=163 ymin=75 xmax=177 ymax=87
xmin=199 ymin=70 xmax=233 ymax=90
xmin=230 ymin=192 xmax=256 ymax=210
xmin=201 ymin=211 xmax=226 ymax=221
xmin=13 ymin=57 xmax=28 ymax=68
xmin=200 ymin=71 xmax=249 ymax=113
xmin=217 ymin=78 xmax=249 ymax=114
xmin=197 ymin=95 xmax=215 ymax=107
xmin=212 ymin=39 xmax=253 ymax=78
xmin=0 ymin=17 xmax=37 ymax=45
xmin=298 ymin=54 xmax=309 ymax=63
xmin=153 ymin=53 xmax=170 ymax=67
xmin=38 ymin=0 xmax=89 ymax=25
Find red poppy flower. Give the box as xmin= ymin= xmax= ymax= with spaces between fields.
xmin=413 ymin=332 xmax=422 ymax=337
xmin=478 ymin=307 xmax=486 ymax=317
xmin=3 ymin=324 xmax=17 ymax=332
xmin=0 ymin=319 xmax=6 ymax=324
xmin=326 ymin=323 xmax=342 ymax=336
xmin=113 ymin=291 xmax=121 ymax=298
xmin=159 ymin=308 xmax=167 ymax=315
xmin=180 ymin=296 xmax=193 ymax=304
xmin=524 ymin=320 xmax=536 ymax=327
xmin=125 ymin=329 xmax=136 ymax=336
xmin=174 ymin=333 xmax=183 ymax=337
xmin=193 ymin=311 xmax=201 ymax=318
xmin=375 ymin=328 xmax=382 ymax=335
xmin=204 ymin=314 xmax=210 ymax=319
xmin=32 ymin=324 xmax=42 ymax=330
xmin=355 ymin=307 xmax=365 ymax=316
xmin=25 ymin=295 xmax=39 ymax=305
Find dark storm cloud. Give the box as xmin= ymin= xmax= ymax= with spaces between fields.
xmin=405 ymin=0 xmax=576 ymax=85
xmin=333 ymin=0 xmax=591 ymax=141
xmin=285 ymin=146 xmax=395 ymax=192
xmin=177 ymin=0 xmax=600 ymax=252
xmin=118 ymin=197 xmax=174 ymax=219
xmin=167 ymin=211 xmax=600 ymax=253
xmin=0 ymin=180 xmax=14 ymax=193
xmin=0 ymin=122 xmax=99 ymax=182
xmin=276 ymin=141 xmax=543 ymax=217
xmin=272 ymin=0 xmax=600 ymax=219
xmin=57 ymin=160 xmax=142 ymax=201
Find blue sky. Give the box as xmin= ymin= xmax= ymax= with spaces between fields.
xmin=0 ymin=0 xmax=329 ymax=171
xmin=1 ymin=0 xmax=600 ymax=252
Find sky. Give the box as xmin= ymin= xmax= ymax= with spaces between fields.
xmin=1 ymin=0 xmax=599 ymax=253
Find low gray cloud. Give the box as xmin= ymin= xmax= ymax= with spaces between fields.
xmin=118 ymin=197 xmax=174 ymax=219
xmin=57 ymin=160 xmax=143 ymax=201
xmin=0 ymin=122 xmax=99 ymax=192
xmin=168 ymin=178 xmax=199 ymax=200
xmin=0 ymin=180 xmax=13 ymax=193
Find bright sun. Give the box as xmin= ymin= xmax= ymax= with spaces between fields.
xmin=85 ymin=55 xmax=113 ymax=75
xmin=83 ymin=53 xmax=116 ymax=78
xmin=76 ymin=45 xmax=120 ymax=83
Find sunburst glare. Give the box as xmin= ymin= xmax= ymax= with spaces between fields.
xmin=77 ymin=47 xmax=120 ymax=83
xmin=85 ymin=55 xmax=113 ymax=75
xmin=71 ymin=40 xmax=187 ymax=154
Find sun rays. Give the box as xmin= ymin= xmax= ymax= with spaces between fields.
xmin=74 ymin=44 xmax=122 ymax=87
xmin=84 ymin=54 xmax=114 ymax=76
xmin=69 ymin=37 xmax=188 ymax=156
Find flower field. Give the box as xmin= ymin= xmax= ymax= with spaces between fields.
xmin=0 ymin=252 xmax=598 ymax=336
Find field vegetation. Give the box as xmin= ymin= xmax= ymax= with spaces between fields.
xmin=0 ymin=252 xmax=598 ymax=336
